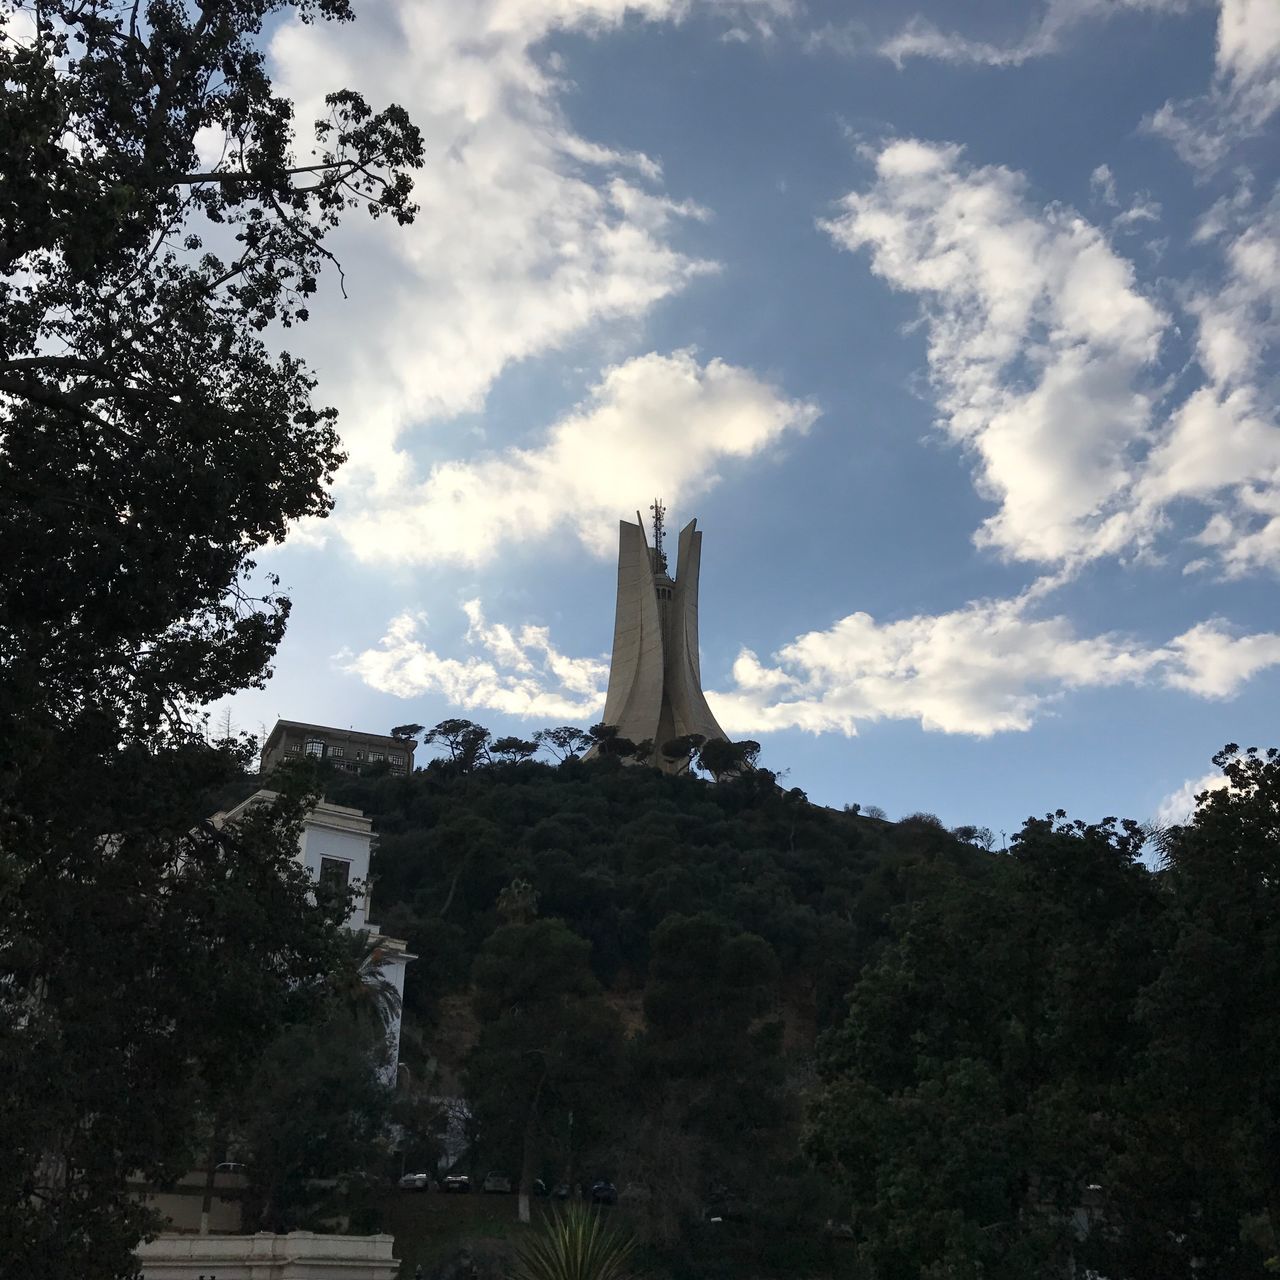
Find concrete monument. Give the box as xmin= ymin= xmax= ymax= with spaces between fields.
xmin=596 ymin=502 xmax=726 ymax=770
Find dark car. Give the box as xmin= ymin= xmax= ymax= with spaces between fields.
xmin=440 ymin=1173 xmax=471 ymax=1194
xmin=590 ymin=1179 xmax=618 ymax=1205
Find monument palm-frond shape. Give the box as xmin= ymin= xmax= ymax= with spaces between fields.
xmin=594 ymin=501 xmax=726 ymax=771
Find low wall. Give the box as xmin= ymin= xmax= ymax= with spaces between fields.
xmin=136 ymin=1230 xmax=400 ymax=1279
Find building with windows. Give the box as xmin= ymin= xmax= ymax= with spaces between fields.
xmin=211 ymin=792 xmax=413 ymax=1085
xmin=259 ymin=720 xmax=416 ymax=777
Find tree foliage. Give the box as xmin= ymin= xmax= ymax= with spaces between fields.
xmin=1 ymin=1 xmax=421 ymax=1273
xmin=234 ymin=1006 xmax=393 ymax=1235
xmin=0 ymin=772 xmax=357 ymax=1277
xmin=808 ymin=750 xmax=1280 ymax=1280
xmin=221 ymin=729 xmax=1280 ymax=1277
xmin=466 ymin=918 xmax=625 ymax=1224
xmin=2 ymin=0 xmax=422 ymax=744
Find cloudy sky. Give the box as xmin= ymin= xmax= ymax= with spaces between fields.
xmin=221 ymin=0 xmax=1280 ymax=836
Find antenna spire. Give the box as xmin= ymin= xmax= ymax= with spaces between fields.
xmin=650 ymin=499 xmax=670 ymax=576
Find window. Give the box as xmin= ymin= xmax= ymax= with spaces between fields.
xmin=390 ymin=753 xmax=403 ymax=765
xmin=305 ymin=739 xmax=325 ymax=758
xmin=286 ymin=742 xmax=300 ymax=754
xmin=331 ymin=745 xmax=344 ymax=758
xmin=370 ymin=751 xmax=384 ymax=763
xmin=318 ymin=857 xmax=351 ymax=900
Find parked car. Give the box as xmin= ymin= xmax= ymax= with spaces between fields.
xmin=590 ymin=1179 xmax=618 ymax=1205
xmin=213 ymin=1162 xmax=246 ymax=1176
xmin=482 ymin=1171 xmax=512 ymax=1193
xmin=533 ymin=1178 xmax=548 ymax=1197
xmin=440 ymin=1173 xmax=471 ymax=1194
xmin=398 ymin=1172 xmax=432 ymax=1192
xmin=704 ymin=1185 xmax=750 ymax=1223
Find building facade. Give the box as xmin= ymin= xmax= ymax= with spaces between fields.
xmin=212 ymin=792 xmax=413 ymax=1086
xmin=259 ymin=721 xmax=415 ymax=777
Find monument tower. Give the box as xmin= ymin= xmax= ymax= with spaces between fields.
xmin=597 ymin=501 xmax=726 ymax=770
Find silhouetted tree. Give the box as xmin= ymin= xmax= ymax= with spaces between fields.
xmin=1 ymin=0 xmax=421 ymax=1265
xmin=696 ymin=737 xmax=761 ymax=781
xmin=534 ymin=725 xmax=592 ymax=763
xmin=493 ymin=736 xmax=540 ymax=764
xmin=424 ymin=719 xmax=492 ymax=772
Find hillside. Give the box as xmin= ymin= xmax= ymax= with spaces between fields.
xmin=253 ymin=744 xmax=992 ymax=1277
xmin=219 ymin=738 xmax=1280 ymax=1280
xmin=315 ymin=750 xmax=987 ymax=1056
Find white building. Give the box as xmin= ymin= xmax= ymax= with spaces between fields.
xmin=213 ymin=792 xmax=413 ymax=1085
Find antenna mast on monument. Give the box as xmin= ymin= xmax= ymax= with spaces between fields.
xmin=650 ymin=498 xmax=667 ymax=571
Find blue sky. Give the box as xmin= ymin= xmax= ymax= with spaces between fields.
xmin=218 ymin=0 xmax=1280 ymax=838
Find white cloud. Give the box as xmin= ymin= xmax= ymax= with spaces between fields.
xmin=1162 ymin=620 xmax=1280 ymax=695
xmin=263 ymin=0 xmax=783 ymax=548
xmin=1146 ymin=0 xmax=1280 ymax=171
xmin=1136 ymin=192 xmax=1280 ymax=574
xmin=863 ymin=0 xmax=1272 ymax=173
xmin=709 ymin=595 xmax=1163 ymax=736
xmin=348 ymin=595 xmax=1280 ymax=738
xmin=1090 ymin=163 xmax=1119 ymax=205
xmin=339 ymin=349 xmax=817 ymax=565
xmin=825 ymin=141 xmax=1280 ymax=580
xmin=711 ymin=602 xmax=1280 ymax=738
xmin=822 ymin=140 xmax=1166 ymax=567
xmin=1155 ymin=769 xmax=1230 ymax=824
xmin=344 ymin=602 xmax=608 ymax=719
xmin=875 ymin=0 xmax=1197 ymax=68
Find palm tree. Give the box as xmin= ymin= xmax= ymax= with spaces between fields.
xmin=512 ymin=1202 xmax=638 ymax=1280
xmin=328 ymin=930 xmax=403 ymax=1035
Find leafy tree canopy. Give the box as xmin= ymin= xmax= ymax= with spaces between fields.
xmin=0 ymin=2 xmax=422 ymax=1274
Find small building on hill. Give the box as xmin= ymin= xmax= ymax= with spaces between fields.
xmin=259 ymin=720 xmax=415 ymax=776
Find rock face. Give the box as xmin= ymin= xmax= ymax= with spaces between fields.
xmin=597 ymin=510 xmax=726 ymax=770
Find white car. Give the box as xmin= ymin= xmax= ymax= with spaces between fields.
xmin=398 ymin=1172 xmax=431 ymax=1191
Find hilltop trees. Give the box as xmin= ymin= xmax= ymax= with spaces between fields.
xmin=1 ymin=0 xmax=421 ymax=1272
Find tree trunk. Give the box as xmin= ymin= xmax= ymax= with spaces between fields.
xmin=198 ymin=1127 xmax=222 ymax=1235
xmin=518 ymin=1065 xmax=549 ymax=1225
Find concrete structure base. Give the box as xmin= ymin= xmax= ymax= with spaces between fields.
xmin=136 ymin=1231 xmax=400 ymax=1279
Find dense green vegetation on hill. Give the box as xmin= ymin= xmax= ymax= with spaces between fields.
xmin=252 ymin=731 xmax=1280 ymax=1280
xmin=237 ymin=734 xmax=989 ymax=1275
xmin=316 ymin=746 xmax=987 ymax=1037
